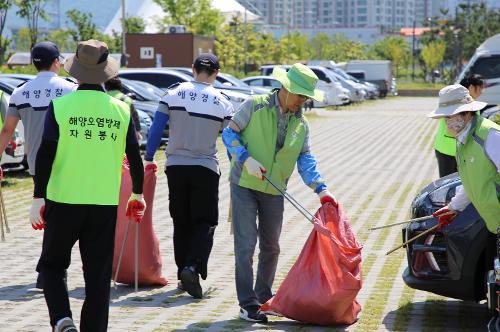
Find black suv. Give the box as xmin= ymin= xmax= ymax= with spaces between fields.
xmin=402 ymin=173 xmax=490 ymax=302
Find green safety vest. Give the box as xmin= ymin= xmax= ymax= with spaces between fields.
xmin=230 ymin=93 xmax=307 ymax=195
xmin=456 ymin=115 xmax=500 ymax=233
xmin=47 ymin=90 xmax=130 ymax=205
xmin=434 ymin=118 xmax=456 ymax=156
xmin=107 ymin=90 xmax=133 ymax=106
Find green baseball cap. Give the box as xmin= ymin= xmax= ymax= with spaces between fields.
xmin=272 ymin=63 xmax=324 ymax=102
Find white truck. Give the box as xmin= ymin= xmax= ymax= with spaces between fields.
xmin=457 ymin=33 xmax=500 ymax=106
xmin=338 ymin=60 xmax=392 ymax=97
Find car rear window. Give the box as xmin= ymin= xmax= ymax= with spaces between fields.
xmin=119 ymin=73 xmax=184 ymax=89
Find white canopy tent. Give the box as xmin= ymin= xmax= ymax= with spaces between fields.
xmin=104 ymin=0 xmax=260 ymax=35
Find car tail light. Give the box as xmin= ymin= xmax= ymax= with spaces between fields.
xmin=410 ymin=230 xmax=448 ymax=278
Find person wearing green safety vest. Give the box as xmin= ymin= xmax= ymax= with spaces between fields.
xmin=429 ymin=84 xmax=500 ymax=292
xmin=221 ymin=63 xmax=336 ymax=323
xmin=434 ymin=74 xmax=485 ymax=177
xmin=31 ymin=40 xmax=145 ymax=332
xmin=104 ymin=76 xmax=142 ymax=140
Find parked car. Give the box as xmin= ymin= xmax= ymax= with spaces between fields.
xmin=135 ymin=108 xmax=151 ymax=147
xmin=402 ymin=173 xmax=489 ymax=303
xmin=343 ymin=71 xmax=380 ymax=99
xmin=134 ymin=101 xmax=168 ymax=144
xmin=260 ymin=64 xmax=350 ymax=106
xmin=119 ymin=68 xmax=248 ymax=110
xmin=120 ymin=78 xmax=165 ymax=102
xmin=241 ymin=75 xmax=282 ymax=92
xmin=326 ymin=67 xmax=367 ymax=103
xmin=457 ymin=33 xmax=500 ymax=105
xmin=216 ymin=72 xmax=268 ymax=95
xmin=339 ymin=60 xmax=393 ymax=97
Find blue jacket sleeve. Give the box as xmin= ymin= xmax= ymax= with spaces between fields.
xmin=145 ymin=111 xmax=169 ymax=161
xmin=221 ymin=127 xmax=249 ymax=163
xmin=297 ymin=152 xmax=327 ymax=193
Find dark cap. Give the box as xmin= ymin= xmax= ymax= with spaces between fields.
xmin=31 ymin=41 xmax=61 ymax=66
xmin=193 ymin=53 xmax=220 ymax=70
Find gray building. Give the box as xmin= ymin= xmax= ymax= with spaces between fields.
xmin=237 ymin=0 xmax=500 ymax=31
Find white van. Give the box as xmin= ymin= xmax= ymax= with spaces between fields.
xmin=339 ymin=60 xmax=392 ymax=97
xmin=457 ymin=33 xmax=500 ymax=106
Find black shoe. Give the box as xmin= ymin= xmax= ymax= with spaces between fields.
xmin=180 ymin=266 xmax=202 ymax=299
xmin=239 ymin=305 xmax=268 ymax=323
xmin=36 ymin=273 xmax=43 ymax=289
xmin=53 ymin=317 xmax=78 ymax=332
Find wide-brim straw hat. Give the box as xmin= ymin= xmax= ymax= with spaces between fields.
xmin=427 ymin=84 xmax=487 ymax=118
xmin=272 ymin=63 xmax=324 ymax=102
xmin=64 ymin=39 xmax=119 ymax=84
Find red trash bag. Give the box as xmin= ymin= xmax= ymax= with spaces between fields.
xmin=112 ymin=162 xmax=168 ymax=286
xmin=260 ymin=203 xmax=362 ymax=325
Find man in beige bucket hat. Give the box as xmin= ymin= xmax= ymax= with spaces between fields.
xmin=428 ymin=84 xmax=500 ymax=283
xmin=221 ymin=63 xmax=336 ymax=322
xmin=33 ymin=39 xmax=145 ymax=332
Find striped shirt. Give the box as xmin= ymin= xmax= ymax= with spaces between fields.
xmin=146 ymin=81 xmax=234 ymax=174
xmin=7 ymin=71 xmax=76 ymax=174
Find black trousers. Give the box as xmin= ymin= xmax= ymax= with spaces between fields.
xmin=38 ymin=200 xmax=117 ymax=331
xmin=166 ymin=165 xmax=219 ymax=280
xmin=435 ymin=149 xmax=457 ymax=178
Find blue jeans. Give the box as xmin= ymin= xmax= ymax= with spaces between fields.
xmin=230 ymin=183 xmax=284 ymax=308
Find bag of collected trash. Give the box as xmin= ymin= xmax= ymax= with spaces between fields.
xmin=112 ymin=161 xmax=168 ymax=286
xmin=260 ymin=203 xmax=362 ymax=325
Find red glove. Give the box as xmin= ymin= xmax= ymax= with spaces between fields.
xmin=126 ymin=193 xmax=146 ymax=223
xmin=318 ymin=190 xmax=338 ymax=207
xmin=30 ymin=198 xmax=46 ymax=230
xmin=144 ymin=160 xmax=157 ymax=172
xmin=432 ymin=206 xmax=457 ymax=228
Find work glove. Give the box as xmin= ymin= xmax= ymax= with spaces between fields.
xmin=144 ymin=160 xmax=157 ymax=172
xmin=126 ymin=193 xmax=146 ymax=223
xmin=243 ymin=157 xmax=266 ymax=180
xmin=318 ymin=190 xmax=338 ymax=207
xmin=432 ymin=206 xmax=457 ymax=228
xmin=30 ymin=198 xmax=46 ymax=230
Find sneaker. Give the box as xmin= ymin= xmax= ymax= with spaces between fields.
xmin=239 ymin=305 xmax=268 ymax=323
xmin=36 ymin=273 xmax=43 ymax=290
xmin=180 ymin=266 xmax=203 ymax=299
xmin=54 ymin=317 xmax=78 ymax=332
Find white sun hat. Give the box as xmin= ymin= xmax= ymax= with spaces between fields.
xmin=427 ymin=84 xmax=487 ymax=119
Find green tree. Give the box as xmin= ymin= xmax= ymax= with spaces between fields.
xmin=329 ymin=34 xmax=367 ymax=62
xmin=46 ymin=29 xmax=76 ymax=52
xmin=65 ymin=9 xmax=98 ymax=42
xmin=124 ymin=16 xmax=146 ymax=33
xmin=420 ymin=40 xmax=446 ymax=82
xmin=369 ymin=36 xmax=409 ymax=78
xmin=0 ymin=0 xmax=12 ymax=64
xmin=309 ymin=32 xmax=331 ymax=60
xmin=12 ymin=27 xmax=31 ymax=51
xmin=15 ymin=0 xmax=48 ymax=50
xmin=153 ymin=0 xmax=223 ymax=36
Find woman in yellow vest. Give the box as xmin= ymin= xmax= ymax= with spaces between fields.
xmin=433 ymin=74 xmax=484 ymax=177
xmin=30 ymin=40 xmax=145 ymax=332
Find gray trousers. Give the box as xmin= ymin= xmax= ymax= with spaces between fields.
xmin=230 ymin=183 xmax=284 ymax=308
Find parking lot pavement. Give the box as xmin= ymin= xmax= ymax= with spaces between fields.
xmin=0 ymin=97 xmax=489 ymax=331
